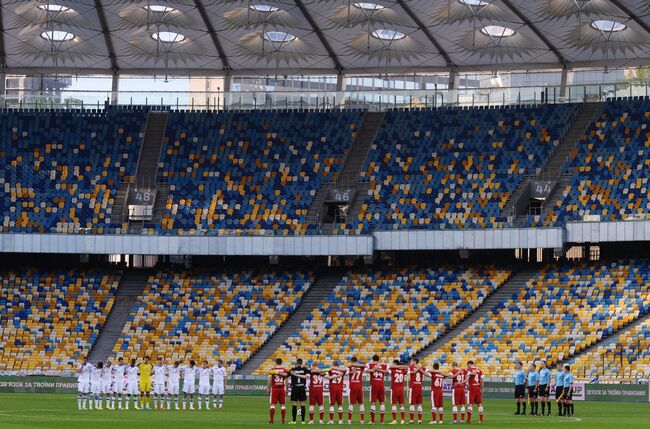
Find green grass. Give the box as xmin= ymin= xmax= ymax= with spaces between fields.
xmin=0 ymin=394 xmax=649 ymax=428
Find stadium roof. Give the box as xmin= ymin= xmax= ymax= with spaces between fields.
xmin=2 ymin=0 xmax=650 ymax=76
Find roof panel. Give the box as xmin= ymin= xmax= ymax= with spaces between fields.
xmin=0 ymin=0 xmax=649 ymax=75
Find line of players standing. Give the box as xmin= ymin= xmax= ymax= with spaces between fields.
xmin=268 ymin=355 xmax=485 ymax=425
xmin=513 ymin=361 xmax=575 ymax=417
xmin=76 ymin=356 xmax=227 ymax=411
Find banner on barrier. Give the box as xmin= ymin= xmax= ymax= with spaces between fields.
xmin=584 ymin=384 xmax=649 ymax=403
xmin=0 ymin=376 xmax=647 ymax=403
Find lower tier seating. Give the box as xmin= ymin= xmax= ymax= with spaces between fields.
xmin=0 ymin=268 xmax=120 ymax=372
xmin=424 ymin=260 xmax=650 ymax=375
xmin=254 ymin=266 xmax=511 ymax=373
xmin=111 ymin=269 xmax=313 ymax=370
xmin=571 ymin=317 xmax=650 ymax=379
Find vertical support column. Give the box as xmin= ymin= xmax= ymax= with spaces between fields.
xmin=559 ymin=67 xmax=568 ymax=99
xmin=448 ymin=68 xmax=460 ymax=89
xmin=223 ymin=72 xmax=232 ymax=110
xmin=448 ymin=68 xmax=459 ymax=106
xmin=0 ymin=71 xmax=5 ymax=106
xmin=110 ymin=71 xmax=119 ymax=106
xmin=336 ymin=72 xmax=346 ymax=108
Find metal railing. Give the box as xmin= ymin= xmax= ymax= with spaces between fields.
xmin=2 ymin=81 xmax=649 ymax=112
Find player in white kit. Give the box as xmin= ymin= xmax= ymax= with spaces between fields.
xmin=198 ymin=361 xmax=212 ymax=410
xmin=112 ymin=357 xmax=126 ymax=409
xmin=125 ymin=359 xmax=140 ymax=410
xmin=211 ymin=359 xmax=227 ymax=410
xmin=181 ymin=360 xmax=197 ymax=410
xmin=153 ymin=357 xmax=168 ymax=410
xmin=90 ymin=362 xmax=104 ymax=410
xmin=167 ymin=361 xmax=182 ymax=410
xmin=101 ymin=361 xmax=113 ymax=409
xmin=77 ymin=357 xmax=93 ymax=410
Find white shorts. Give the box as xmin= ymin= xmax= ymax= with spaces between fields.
xmin=78 ymin=380 xmax=90 ymax=394
xmin=113 ymin=380 xmax=124 ymax=394
xmin=183 ymin=382 xmax=196 ymax=395
xmin=126 ymin=380 xmax=139 ymax=395
xmin=91 ymin=382 xmax=103 ymax=395
xmin=101 ymin=381 xmax=112 ymax=394
xmin=212 ymin=382 xmax=225 ymax=395
xmin=168 ymin=383 xmax=180 ymax=395
xmin=154 ymin=382 xmax=166 ymax=395
xmin=198 ymin=384 xmax=211 ymax=395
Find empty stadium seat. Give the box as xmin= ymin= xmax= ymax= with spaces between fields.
xmin=0 ymin=110 xmax=145 ymax=234
xmin=254 ymin=265 xmax=511 ymax=373
xmin=425 ymin=260 xmax=650 ymax=376
xmin=571 ymin=318 xmax=650 ymax=379
xmin=0 ymin=269 xmax=120 ymax=372
xmin=111 ymin=269 xmax=313 ymax=370
xmin=157 ymin=110 xmax=363 ymax=235
xmin=347 ymin=104 xmax=579 ymax=233
xmin=542 ymin=97 xmax=650 ymax=225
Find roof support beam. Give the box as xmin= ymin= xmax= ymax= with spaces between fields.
xmin=194 ymin=0 xmax=231 ymax=71
xmin=0 ymin=0 xmax=8 ymax=70
xmin=607 ymin=0 xmax=650 ymax=39
xmin=293 ymin=0 xmax=343 ymax=72
xmin=396 ymin=0 xmax=454 ymax=68
xmin=94 ymin=0 xmax=118 ymax=73
xmin=500 ymin=0 xmax=566 ymax=66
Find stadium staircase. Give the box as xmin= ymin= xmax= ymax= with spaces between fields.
xmin=88 ymin=271 xmax=150 ymax=363
xmin=127 ymin=111 xmax=168 ymax=232
xmin=564 ymin=309 xmax=650 ymax=366
xmin=235 ymin=271 xmax=343 ymax=374
xmin=109 ymin=183 xmax=129 ymax=225
xmin=308 ymin=111 xmax=384 ymax=232
xmin=502 ymin=102 xmax=602 ymax=221
xmin=413 ymin=266 xmax=538 ymax=360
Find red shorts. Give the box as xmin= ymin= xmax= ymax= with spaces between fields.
xmin=329 ymin=388 xmax=344 ymax=406
xmin=431 ymin=389 xmax=444 ymax=408
xmin=370 ymin=385 xmax=386 ymax=403
xmin=310 ymin=390 xmax=324 ymax=406
xmin=349 ymin=386 xmax=364 ymax=405
xmin=391 ymin=387 xmax=405 ymax=405
xmin=270 ymin=388 xmax=286 ymax=405
xmin=409 ymin=387 xmax=423 ymax=405
xmin=469 ymin=386 xmax=482 ymax=404
xmin=453 ymin=388 xmax=466 ymax=406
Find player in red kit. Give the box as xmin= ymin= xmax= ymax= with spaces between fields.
xmin=267 ymin=358 xmax=288 ymax=424
xmin=347 ymin=357 xmax=366 ymax=424
xmin=388 ymin=360 xmax=409 ymax=424
xmin=423 ymin=362 xmax=451 ymax=424
xmin=450 ymin=361 xmax=468 ymax=424
xmin=407 ymin=358 xmax=425 ymax=424
xmin=325 ymin=360 xmax=346 ymax=424
xmin=307 ymin=362 xmax=325 ymax=424
xmin=367 ymin=354 xmax=389 ymax=424
xmin=466 ymin=361 xmax=484 ymax=424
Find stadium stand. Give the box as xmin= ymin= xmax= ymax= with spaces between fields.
xmin=343 ymin=104 xmax=579 ymax=234
xmin=571 ymin=317 xmax=650 ymax=379
xmin=157 ymin=110 xmax=363 ymax=235
xmin=0 ymin=268 xmax=120 ymax=372
xmin=254 ymin=265 xmax=511 ymax=373
xmin=424 ymin=260 xmax=650 ymax=375
xmin=543 ymin=97 xmax=650 ymax=225
xmin=0 ymin=109 xmax=145 ymax=234
xmin=111 ymin=269 xmax=313 ymax=370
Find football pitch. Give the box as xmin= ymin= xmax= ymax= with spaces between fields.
xmin=1 ymin=395 xmax=649 ymax=429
